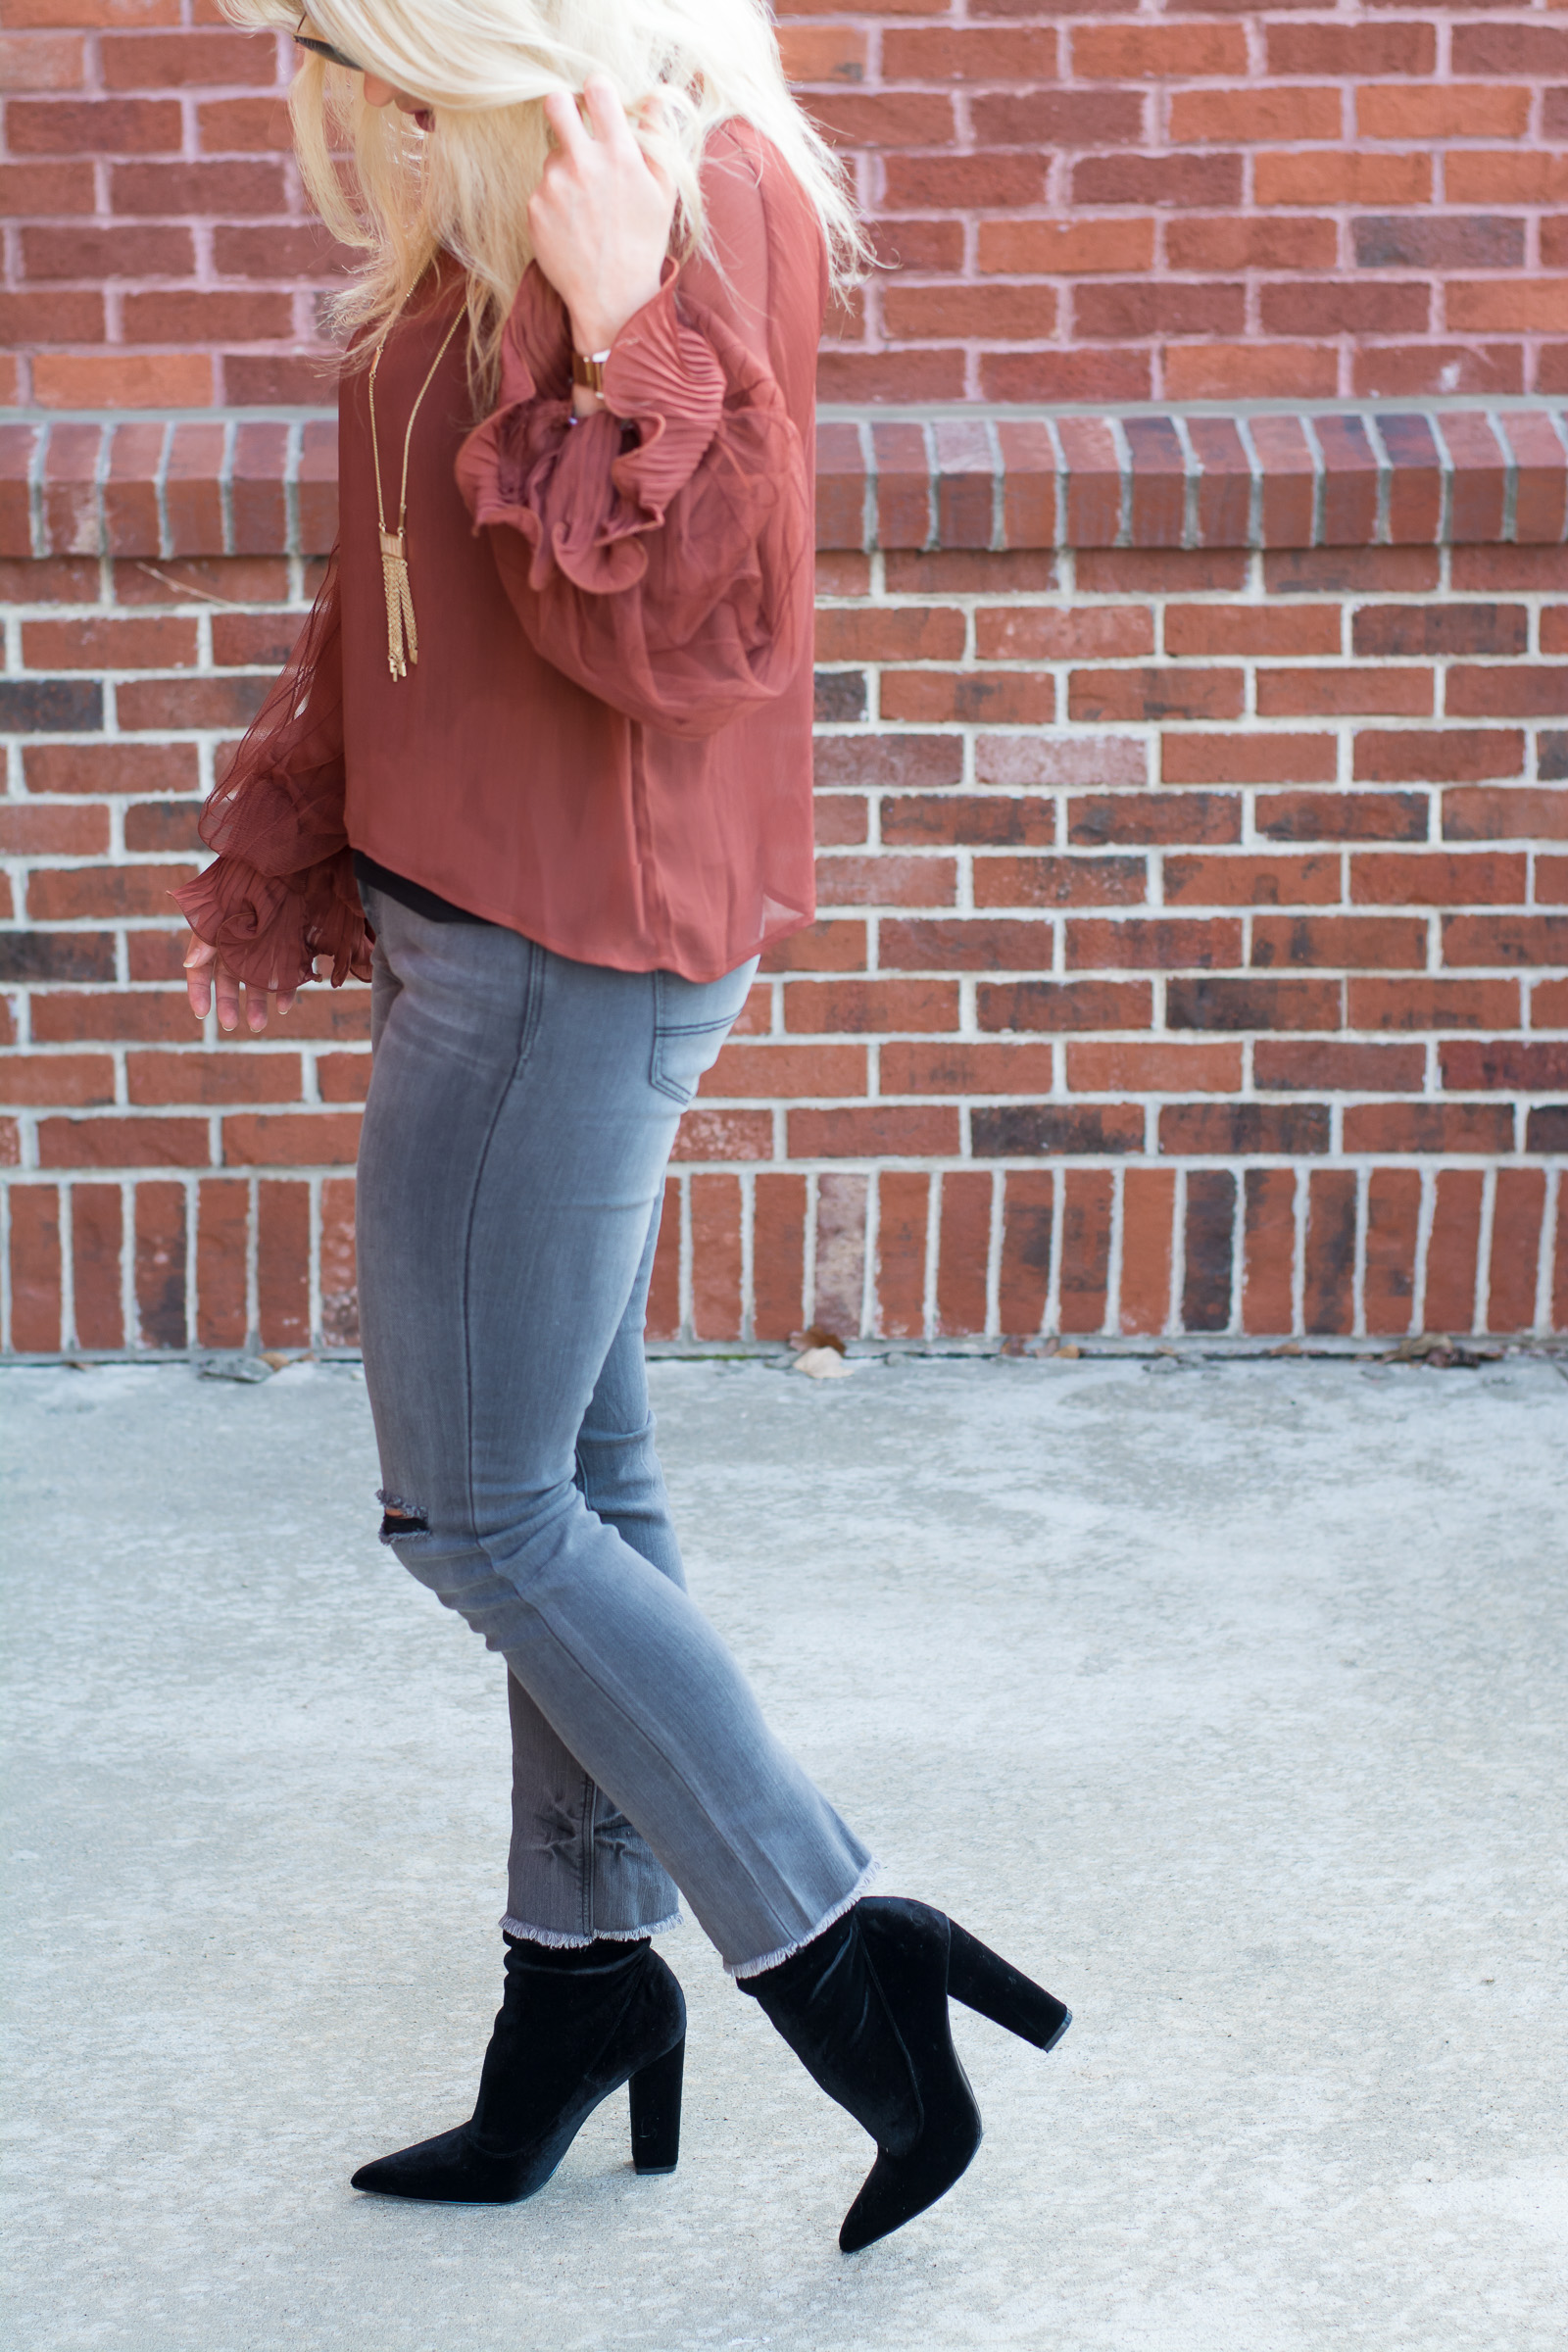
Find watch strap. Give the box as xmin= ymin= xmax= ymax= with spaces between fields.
xmin=571 ymin=348 xmax=612 ymax=394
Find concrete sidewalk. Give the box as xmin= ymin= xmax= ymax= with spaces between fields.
xmin=2 ymin=1350 xmax=1565 ymax=2352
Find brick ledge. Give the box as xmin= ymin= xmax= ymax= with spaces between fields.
xmin=2 ymin=404 xmax=1565 ymax=564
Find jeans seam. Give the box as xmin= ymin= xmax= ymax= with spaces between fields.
xmin=650 ymin=968 xmax=747 ymax=1104
xmin=514 ymin=1608 xmax=807 ymax=1963
xmin=578 ymin=1771 xmax=597 ymax=1939
xmin=460 ymin=938 xmax=546 ymax=1592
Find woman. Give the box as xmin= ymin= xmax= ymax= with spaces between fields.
xmin=179 ymin=0 xmax=1070 ymax=2253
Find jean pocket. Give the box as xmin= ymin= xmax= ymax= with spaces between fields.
xmin=650 ymin=958 xmax=760 ymax=1105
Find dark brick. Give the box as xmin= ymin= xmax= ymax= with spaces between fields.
xmin=0 ymin=679 xmax=104 ymax=733
xmin=1525 ymin=1105 xmax=1568 ymax=1151
xmin=1351 ymin=605 xmax=1528 ymax=659
xmin=813 ymin=672 xmax=867 ymax=724
xmin=971 ymin=1104 xmax=1144 ymax=1156
xmin=978 ymin=979 xmax=1152 ymax=1032
xmin=1167 ymin=976 xmax=1342 ymax=1032
xmin=1159 ymin=1102 xmax=1330 ymax=1155
xmin=1352 ymin=216 xmax=1526 ymax=270
xmin=1182 ymin=1168 xmax=1236 ymax=1333
xmin=0 ymin=932 xmax=118 ymax=984
xmin=1303 ymin=1169 xmax=1356 ymax=1336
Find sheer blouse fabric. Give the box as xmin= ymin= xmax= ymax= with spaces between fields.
xmin=174 ymin=122 xmax=826 ymax=991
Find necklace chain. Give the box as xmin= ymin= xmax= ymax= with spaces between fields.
xmin=368 ymin=301 xmax=464 ymax=681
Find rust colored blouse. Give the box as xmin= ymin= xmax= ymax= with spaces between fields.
xmin=175 ymin=121 xmax=825 ymax=988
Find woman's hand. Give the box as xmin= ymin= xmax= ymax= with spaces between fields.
xmin=528 ymin=76 xmax=678 ymax=363
xmin=183 ymin=931 xmax=297 ymax=1035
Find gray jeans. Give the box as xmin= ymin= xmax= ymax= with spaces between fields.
xmin=354 ymin=887 xmax=873 ymax=1975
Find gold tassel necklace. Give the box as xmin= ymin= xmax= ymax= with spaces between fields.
xmin=368 ymin=303 xmax=464 ymax=681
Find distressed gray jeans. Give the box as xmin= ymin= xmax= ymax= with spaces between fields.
xmin=353 ymin=886 xmax=873 ymax=1975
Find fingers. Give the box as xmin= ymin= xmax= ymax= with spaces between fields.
xmin=542 ymin=85 xmax=588 ymax=159
xmin=214 ymin=958 xmax=244 ymax=1035
xmin=183 ymin=931 xmax=300 ymax=1034
xmin=632 ymin=88 xmax=679 ymax=192
xmin=183 ymin=931 xmax=216 ymax=1021
xmin=582 ymin=73 xmax=639 ymax=157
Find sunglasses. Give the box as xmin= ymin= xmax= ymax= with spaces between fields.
xmin=294 ymin=18 xmax=362 ymax=73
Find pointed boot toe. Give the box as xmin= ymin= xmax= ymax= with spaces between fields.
xmin=838 ymin=2108 xmax=983 ymax=2253
xmin=351 ymin=2125 xmax=532 ymax=2205
xmin=351 ymin=1937 xmax=687 ymax=2208
xmin=741 ymin=1893 xmax=1069 ymax=2254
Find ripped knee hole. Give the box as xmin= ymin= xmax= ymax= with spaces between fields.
xmin=377 ymin=1491 xmax=430 ymax=1543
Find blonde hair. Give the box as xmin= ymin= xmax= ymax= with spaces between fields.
xmin=223 ymin=0 xmax=864 ymax=397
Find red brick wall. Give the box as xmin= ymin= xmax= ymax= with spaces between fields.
xmin=789 ymin=3 xmax=1568 ymax=405
xmin=4 ymin=11 xmax=1567 ymax=1350
xmin=3 ymin=412 xmax=1565 ymax=1352
xmin=2 ymin=7 xmax=1566 ymax=408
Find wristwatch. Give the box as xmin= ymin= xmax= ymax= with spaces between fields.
xmin=571 ymin=348 xmax=612 ymax=395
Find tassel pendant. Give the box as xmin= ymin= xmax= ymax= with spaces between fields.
xmin=379 ymin=527 xmax=418 ymax=680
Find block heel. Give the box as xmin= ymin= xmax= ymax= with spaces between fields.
xmin=351 ymin=1939 xmax=686 ymax=2206
xmin=947 ymin=1921 xmax=1071 ymax=2051
xmin=628 ymin=2033 xmax=685 ymax=2175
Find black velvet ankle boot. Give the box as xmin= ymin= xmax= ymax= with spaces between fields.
xmin=739 ymin=1896 xmax=1069 ymax=2253
xmin=351 ymin=1936 xmax=686 ymax=2204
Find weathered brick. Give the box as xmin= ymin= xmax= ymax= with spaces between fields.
xmin=753 ymin=1171 xmax=807 ymax=1343
xmin=1069 ymin=667 xmax=1244 ymax=724
xmin=1441 ymin=1042 xmax=1568 ymax=1093
xmin=1252 ymin=914 xmax=1428 ymax=971
xmin=133 ymin=1177 xmax=185 ymax=1348
xmin=937 ymin=1169 xmax=992 ymax=1338
xmin=9 ymin=1186 xmax=63 ymax=1352
xmin=38 ymin=1114 xmax=209 ymax=1167
xmin=1165 ymin=854 xmax=1341 ymax=906
xmin=1242 ymin=1166 xmax=1297 ymax=1337
xmin=1443 ymin=915 xmax=1568 ymax=969
xmin=784 ymin=979 xmax=957 ymax=1034
xmin=1256 ymin=1041 xmax=1425 ymax=1093
xmin=974 ymin=1105 xmax=1143 ymax=1159
xmin=1343 ymin=1102 xmax=1516 ymax=1154
xmin=998 ymin=1170 xmax=1054 ymax=1339
xmin=1258 ymin=792 xmax=1428 ymax=844
xmin=1168 ymin=977 xmax=1342 ymax=1032
xmin=882 ymin=1041 xmax=1054 ymax=1097
xmin=788 ymin=1105 xmax=958 ymax=1158
xmin=1160 ymin=1103 xmax=1330 ymax=1157
xmin=1070 ymin=793 xmax=1241 ymax=847
xmin=1259 ymin=668 xmax=1434 ymax=720
xmin=1119 ymin=1166 xmax=1174 ymax=1337
xmin=1348 ymin=979 xmax=1520 ymax=1033
xmin=690 ymin=1173 xmax=743 ymax=1342
xmin=1068 ymin=917 xmax=1244 ymax=971
xmin=978 ymin=980 xmax=1152 ymax=1033
xmin=1182 ymin=1169 xmax=1236 ymax=1335
xmin=883 ymin=796 xmax=1055 ymax=850
xmin=1354 ymin=731 xmax=1522 ymax=785
xmin=1302 ymin=1169 xmax=1356 ymax=1335
xmin=1067 ymin=1042 xmax=1241 ymax=1094
xmin=876 ymin=1168 xmax=929 ymax=1341
xmin=973 ymin=855 xmax=1146 ymax=908
xmin=71 ymin=1181 xmax=123 ymax=1350
xmin=1045 ymin=1167 xmax=1110 ymax=1335
xmin=1364 ymin=1168 xmax=1420 ymax=1339
xmin=0 ymin=1054 xmax=116 ymax=1105
xmin=1350 ymin=853 xmax=1526 ymax=906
